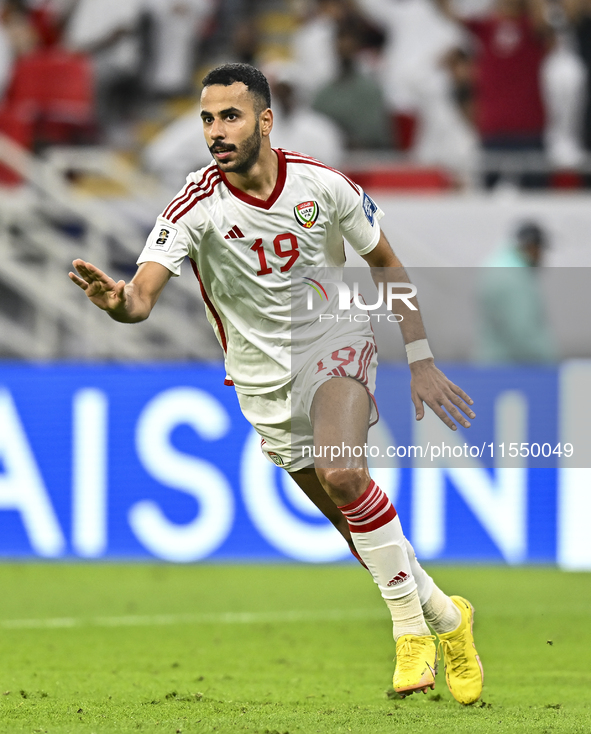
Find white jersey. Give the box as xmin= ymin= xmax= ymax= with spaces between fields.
xmin=137 ymin=148 xmax=384 ymax=394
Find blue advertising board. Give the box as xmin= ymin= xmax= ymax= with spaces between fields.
xmin=0 ymin=363 xmax=589 ymax=568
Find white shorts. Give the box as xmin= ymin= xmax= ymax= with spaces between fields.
xmin=236 ymin=337 xmax=379 ymax=472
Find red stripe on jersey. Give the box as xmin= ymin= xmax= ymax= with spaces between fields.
xmin=281 ymin=149 xmax=329 ymax=165
xmin=189 ymin=258 xmax=228 ymax=353
xmin=168 ymin=168 xmax=220 ymax=221
xmin=224 ymin=378 xmax=234 ymax=386
xmin=218 ymin=148 xmax=287 ymax=210
xmin=163 ymin=164 xmax=217 ymax=220
xmin=163 ymin=180 xmax=197 ymax=221
xmin=233 ymin=225 xmax=244 ymax=238
xmin=164 ymin=183 xmax=196 ymax=221
xmin=164 ymin=169 xmax=218 ymax=222
xmin=172 ymin=175 xmax=222 ymax=222
xmin=283 ymin=151 xmax=360 ymax=194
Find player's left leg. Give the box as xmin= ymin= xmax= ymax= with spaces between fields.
xmin=310 ymin=376 xmax=436 ymax=697
xmin=405 ymin=539 xmax=483 ymax=704
xmin=289 ymin=467 xmax=367 ymax=567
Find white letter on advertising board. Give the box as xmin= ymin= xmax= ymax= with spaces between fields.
xmin=0 ymin=389 xmax=65 ymax=556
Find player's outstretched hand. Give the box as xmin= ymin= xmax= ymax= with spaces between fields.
xmin=69 ymin=259 xmax=127 ymax=314
xmin=410 ymin=359 xmax=475 ymax=431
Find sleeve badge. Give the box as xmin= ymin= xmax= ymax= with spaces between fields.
xmin=362 ymin=193 xmax=378 ymax=226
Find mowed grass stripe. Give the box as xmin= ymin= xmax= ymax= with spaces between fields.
xmin=1 ymin=565 xmax=591 ymax=733
xmin=0 ymin=607 xmax=386 ymax=630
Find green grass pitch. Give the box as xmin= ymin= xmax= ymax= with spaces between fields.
xmin=1 ymin=563 xmax=590 ymax=734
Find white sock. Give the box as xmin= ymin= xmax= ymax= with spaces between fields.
xmin=404 ymin=539 xmax=461 ymax=634
xmin=422 ymin=585 xmax=461 ymax=634
xmin=404 ymin=539 xmax=434 ymax=605
xmin=386 ymin=589 xmax=431 ymax=640
xmin=339 ymin=481 xmax=429 ymax=638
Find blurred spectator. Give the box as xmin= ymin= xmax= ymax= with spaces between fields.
xmin=312 ymin=25 xmax=391 ymax=149
xmin=564 ymin=0 xmax=591 ymax=151
xmin=25 ymin=0 xmax=63 ymax=47
xmin=542 ymin=33 xmax=587 ymax=168
xmin=231 ymin=16 xmax=258 ymax=65
xmin=0 ymin=9 xmax=14 ymax=100
xmin=0 ymin=0 xmax=98 ymax=150
xmin=446 ymin=45 xmax=477 ymax=123
xmin=63 ymin=0 xmax=143 ymax=136
xmin=142 ymin=0 xmax=215 ymax=98
xmin=142 ymin=104 xmax=209 ymax=190
xmin=291 ymin=0 xmax=348 ymax=103
xmin=264 ymin=61 xmax=344 ymax=167
xmin=357 ymin=0 xmax=466 ymax=150
xmin=474 ymin=221 xmax=557 ymax=363
xmin=2 ymin=0 xmax=40 ymax=57
xmin=450 ymin=0 xmax=554 ymax=152
xmin=412 ymin=46 xmax=480 ymax=182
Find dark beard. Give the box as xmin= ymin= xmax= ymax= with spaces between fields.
xmin=209 ymin=122 xmax=262 ymax=174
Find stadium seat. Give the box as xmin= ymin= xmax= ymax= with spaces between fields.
xmin=346 ymin=166 xmax=455 ymax=192
xmin=549 ymin=170 xmax=584 ymax=190
xmin=393 ymin=113 xmax=418 ymax=152
xmin=4 ymin=48 xmax=97 ymax=145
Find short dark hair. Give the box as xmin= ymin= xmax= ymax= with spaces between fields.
xmin=202 ymin=63 xmax=271 ymax=116
xmin=516 ymin=221 xmax=547 ymax=248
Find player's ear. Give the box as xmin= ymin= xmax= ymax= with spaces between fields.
xmin=260 ymin=108 xmax=273 ymax=138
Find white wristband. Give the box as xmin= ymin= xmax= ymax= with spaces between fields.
xmin=405 ymin=339 xmax=434 ymax=364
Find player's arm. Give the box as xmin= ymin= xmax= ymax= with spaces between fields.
xmin=69 ymin=259 xmax=172 ymax=323
xmin=362 ymin=230 xmax=475 ymax=431
xmin=363 ymin=231 xmax=427 ymax=342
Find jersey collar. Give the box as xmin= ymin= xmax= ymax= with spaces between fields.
xmin=217 ymin=148 xmax=286 ymax=210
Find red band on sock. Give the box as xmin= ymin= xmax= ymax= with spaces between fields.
xmin=338 ymin=481 xmax=397 ymax=533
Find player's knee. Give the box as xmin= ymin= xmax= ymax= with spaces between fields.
xmin=316 ymin=467 xmax=371 ymax=506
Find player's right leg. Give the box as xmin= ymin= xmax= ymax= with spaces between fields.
xmin=310 ymin=376 xmax=436 ymax=697
xmin=290 ymin=467 xmax=482 ymax=703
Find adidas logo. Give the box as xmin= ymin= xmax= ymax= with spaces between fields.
xmin=387 ymin=571 xmax=409 ymax=587
xmin=224 ymin=225 xmax=244 ymax=240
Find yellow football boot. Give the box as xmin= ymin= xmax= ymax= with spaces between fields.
xmin=393 ymin=634 xmax=437 ymax=697
xmin=438 ymin=596 xmax=484 ymax=705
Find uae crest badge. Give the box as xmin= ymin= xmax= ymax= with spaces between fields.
xmin=294 ymin=200 xmax=319 ymax=229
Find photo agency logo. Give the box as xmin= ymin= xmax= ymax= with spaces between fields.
xmin=303 ymin=277 xmax=417 ymax=322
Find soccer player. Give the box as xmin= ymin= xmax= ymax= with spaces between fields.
xmin=69 ymin=63 xmax=483 ymax=704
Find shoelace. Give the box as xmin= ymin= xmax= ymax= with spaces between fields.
xmin=396 ymin=635 xmax=436 ymax=673
xmin=439 ymin=635 xmax=471 ymax=677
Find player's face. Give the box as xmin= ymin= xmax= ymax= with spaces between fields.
xmin=200 ymin=83 xmax=264 ymax=174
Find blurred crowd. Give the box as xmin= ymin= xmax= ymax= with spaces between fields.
xmin=2 ymin=0 xmax=591 ymax=189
